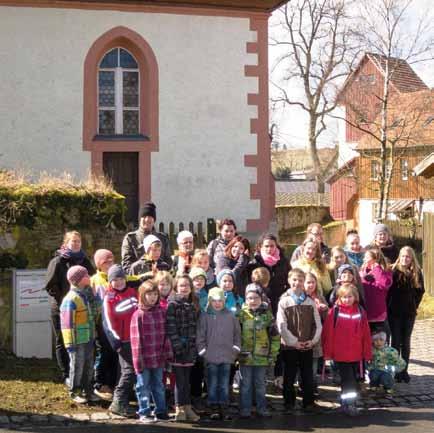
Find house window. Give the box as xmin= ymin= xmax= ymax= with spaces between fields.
xmin=370 ymin=160 xmax=380 ymax=180
xmin=98 ymin=48 xmax=139 ymax=135
xmin=401 ymin=159 xmax=409 ymax=180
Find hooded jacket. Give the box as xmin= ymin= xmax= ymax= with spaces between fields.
xmin=238 ymin=303 xmax=280 ymax=366
xmin=292 ymin=257 xmax=332 ymax=296
xmin=196 ymin=307 xmax=241 ymax=364
xmin=322 ymin=303 xmax=372 ymax=362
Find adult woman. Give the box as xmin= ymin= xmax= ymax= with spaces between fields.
xmin=388 ymin=246 xmax=425 ymax=383
xmin=45 ymin=231 xmax=95 ymax=382
xmin=368 ymin=224 xmax=399 ymax=265
xmin=172 ymin=231 xmax=195 ymax=276
xmin=215 ymin=235 xmax=250 ymax=298
xmin=247 ymin=233 xmax=290 ymax=316
xmin=292 ymin=238 xmax=332 ymax=298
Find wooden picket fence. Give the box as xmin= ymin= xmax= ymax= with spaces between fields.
xmin=158 ymin=218 xmax=217 ymax=252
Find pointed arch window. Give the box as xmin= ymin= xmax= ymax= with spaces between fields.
xmin=98 ymin=48 xmax=140 ymax=136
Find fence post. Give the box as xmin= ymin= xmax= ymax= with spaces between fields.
xmin=206 ymin=218 xmax=216 ymax=244
xmin=169 ymin=222 xmax=176 ymax=252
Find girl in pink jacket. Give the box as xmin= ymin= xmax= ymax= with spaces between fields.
xmin=360 ymin=247 xmax=392 ymax=335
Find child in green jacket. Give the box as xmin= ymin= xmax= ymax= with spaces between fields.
xmin=238 ymin=283 xmax=280 ymax=418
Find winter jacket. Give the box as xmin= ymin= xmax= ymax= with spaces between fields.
xmin=344 ymin=249 xmax=365 ymax=269
xmin=102 ymin=284 xmax=138 ymax=351
xmin=322 ymin=303 xmax=372 ymax=362
xmin=276 ymin=290 xmax=322 ymax=348
xmin=360 ymin=265 xmax=392 ymax=322
xmin=172 ymin=253 xmax=193 ymax=276
xmin=45 ymin=252 xmax=95 ymax=310
xmin=292 ymin=257 xmax=332 ymax=296
xmin=204 ymin=267 xmax=216 ymax=291
xmin=130 ymin=304 xmax=173 ymax=373
xmin=121 ymin=228 xmax=172 ymax=273
xmin=197 ymin=288 xmax=209 ymax=313
xmin=224 ymin=291 xmax=244 ymax=316
xmin=207 ymin=236 xmax=229 ymax=270
xmin=166 ymin=294 xmax=198 ymax=365
xmin=216 ymin=254 xmax=250 ymax=298
xmin=329 ymin=279 xmax=366 ymax=309
xmin=368 ymin=345 xmax=406 ymax=374
xmin=388 ymin=269 xmax=425 ymax=317
xmin=196 ymin=308 xmax=241 ymax=364
xmin=60 ymin=287 xmax=95 ymax=349
xmin=247 ymin=249 xmax=290 ymax=315
xmin=238 ymin=304 xmax=280 ymax=366
xmin=291 ymin=242 xmax=331 ymax=266
xmin=129 ymin=257 xmax=171 ymax=276
xmin=309 ymin=293 xmax=328 ymax=358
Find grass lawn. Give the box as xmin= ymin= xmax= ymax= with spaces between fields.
xmin=0 ymin=350 xmax=110 ymax=416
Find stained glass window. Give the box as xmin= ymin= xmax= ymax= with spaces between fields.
xmin=98 ymin=47 xmax=140 ymax=135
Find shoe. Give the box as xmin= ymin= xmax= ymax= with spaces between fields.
xmin=257 ymin=410 xmax=272 ymax=418
xmin=64 ymin=378 xmax=71 ymax=388
xmin=395 ymin=372 xmax=403 ymax=383
xmin=109 ymin=401 xmax=136 ymax=418
xmin=401 ymin=371 xmax=411 ymax=383
xmin=155 ymin=413 xmax=173 ymax=422
xmin=369 ymin=386 xmax=379 ymax=392
xmin=184 ymin=404 xmax=200 ymax=422
xmin=385 ymin=388 xmax=394 ymax=395
xmin=86 ymin=392 xmax=101 ymax=403
xmin=175 ymin=405 xmax=187 ymax=421
xmin=94 ymin=385 xmax=113 ymax=401
xmin=139 ymin=415 xmax=157 ymax=424
xmin=343 ymin=403 xmax=360 ymax=417
xmin=71 ymin=394 xmax=88 ymax=404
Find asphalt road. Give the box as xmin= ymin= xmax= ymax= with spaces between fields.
xmin=2 ymin=408 xmax=433 ymax=433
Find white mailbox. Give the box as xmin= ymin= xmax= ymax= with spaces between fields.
xmin=13 ymin=269 xmax=52 ymax=359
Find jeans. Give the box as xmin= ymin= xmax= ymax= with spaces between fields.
xmin=239 ymin=365 xmax=267 ymax=415
xmin=207 ymin=363 xmax=230 ymax=405
xmin=389 ymin=314 xmax=415 ymax=373
xmin=173 ymin=366 xmax=192 ymax=405
xmin=136 ymin=368 xmax=167 ymax=416
xmin=68 ymin=340 xmax=94 ymax=396
xmin=369 ymin=369 xmax=394 ymax=390
xmin=51 ymin=309 xmax=70 ymax=380
xmin=281 ymin=349 xmax=314 ymax=407
xmin=113 ymin=342 xmax=135 ymax=405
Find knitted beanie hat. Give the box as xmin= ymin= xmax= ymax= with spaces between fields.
xmin=208 ymin=287 xmax=225 ymax=302
xmin=372 ymin=331 xmax=387 ymax=342
xmin=93 ymin=249 xmax=114 ymax=269
xmin=337 ymin=264 xmax=355 ymax=279
xmin=216 ymin=269 xmax=234 ymax=286
xmin=142 ymin=234 xmax=161 ymax=254
xmin=245 ymin=283 xmax=263 ymax=296
xmin=139 ymin=201 xmax=156 ymax=220
xmin=373 ymin=223 xmax=391 ymax=238
xmin=177 ymin=230 xmax=194 ymax=245
xmin=107 ymin=264 xmax=126 ymax=283
xmin=189 ymin=267 xmax=207 ymax=281
xmin=66 ymin=265 xmax=89 ymax=287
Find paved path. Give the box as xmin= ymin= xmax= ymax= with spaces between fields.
xmin=0 ymin=319 xmax=433 ymax=429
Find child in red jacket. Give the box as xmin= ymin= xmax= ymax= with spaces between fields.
xmin=322 ymin=283 xmax=372 ymax=416
xmin=103 ymin=265 xmax=138 ymax=417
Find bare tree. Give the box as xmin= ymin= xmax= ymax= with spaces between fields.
xmin=339 ymin=0 xmax=434 ymax=221
xmin=270 ymin=0 xmax=359 ymax=193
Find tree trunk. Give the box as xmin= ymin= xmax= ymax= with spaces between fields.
xmin=308 ymin=117 xmax=325 ymax=193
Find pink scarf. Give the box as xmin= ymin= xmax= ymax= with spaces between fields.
xmin=261 ymin=248 xmax=280 ymax=267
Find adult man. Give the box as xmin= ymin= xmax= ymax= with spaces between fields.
xmin=121 ymin=202 xmax=172 ymax=273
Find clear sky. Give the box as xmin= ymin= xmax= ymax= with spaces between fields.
xmin=269 ymin=0 xmax=434 ymax=150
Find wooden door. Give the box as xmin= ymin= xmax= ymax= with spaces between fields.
xmin=103 ymin=152 xmax=139 ymax=225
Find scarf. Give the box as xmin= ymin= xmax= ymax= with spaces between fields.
xmin=58 ymin=246 xmax=86 ymax=263
xmin=261 ymin=247 xmax=280 ymax=267
xmin=290 ymin=291 xmax=306 ymax=305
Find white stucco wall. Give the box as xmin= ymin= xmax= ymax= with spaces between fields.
xmin=0 ymin=6 xmax=260 ymax=230
xmin=335 ymin=105 xmax=359 ymax=167
xmin=358 ymin=199 xmax=376 ymax=246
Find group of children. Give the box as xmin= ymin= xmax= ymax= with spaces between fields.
xmin=56 ymin=222 xmax=424 ymax=422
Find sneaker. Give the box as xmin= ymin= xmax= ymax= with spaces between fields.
xmin=155 ymin=413 xmax=173 ymax=422
xmin=94 ymin=385 xmax=113 ymax=401
xmin=71 ymin=395 xmax=88 ymax=404
xmin=209 ymin=405 xmax=222 ymax=420
xmin=64 ymin=378 xmax=71 ymax=388
xmin=385 ymin=388 xmax=394 ymax=395
xmin=109 ymin=401 xmax=136 ymax=418
xmin=139 ymin=415 xmax=157 ymax=424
